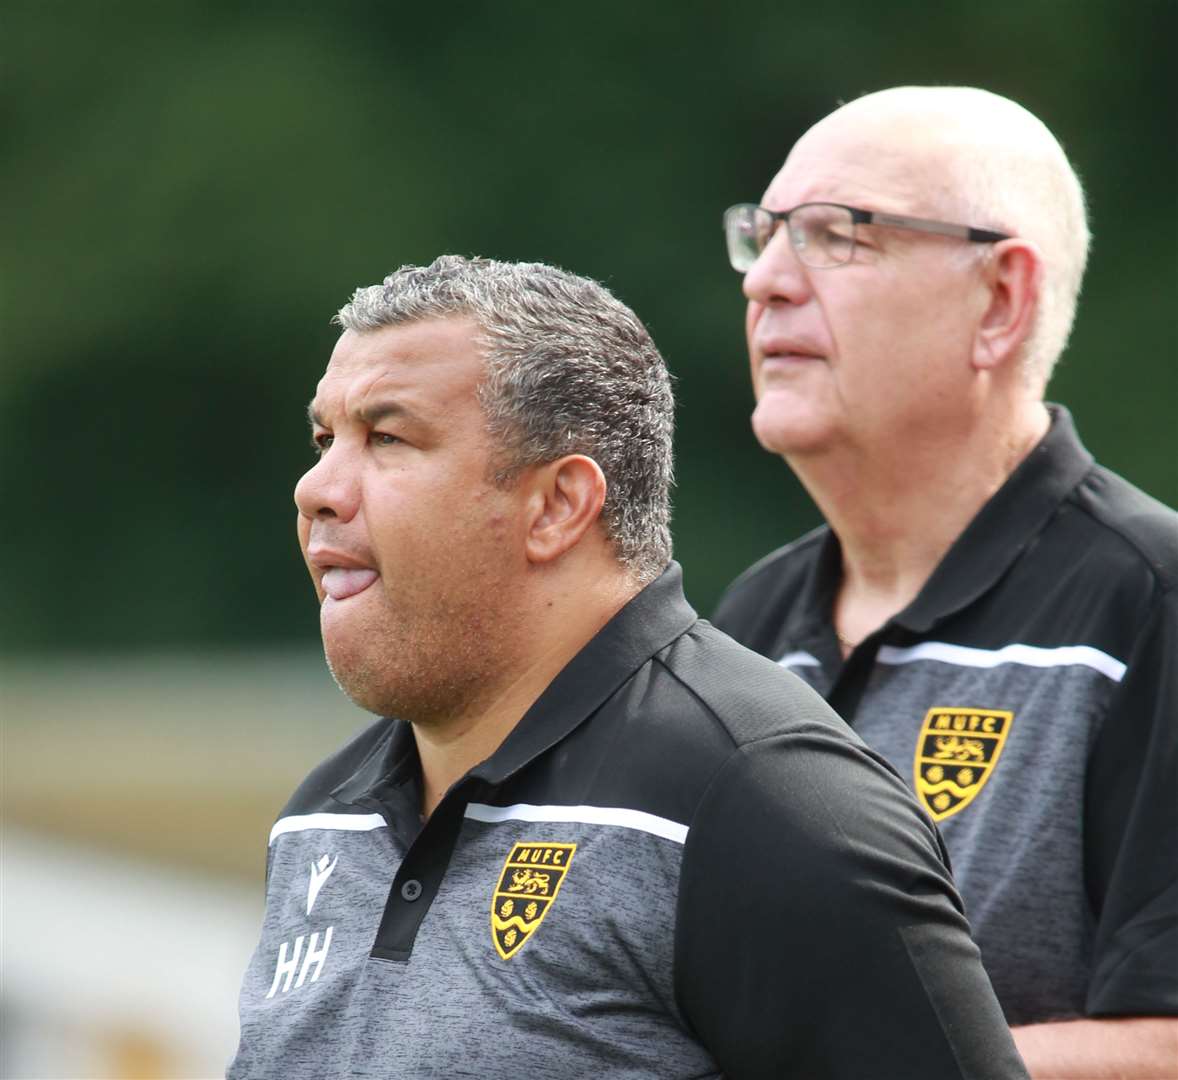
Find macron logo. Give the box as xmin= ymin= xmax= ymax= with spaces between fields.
xmin=307 ymin=854 xmax=338 ymax=916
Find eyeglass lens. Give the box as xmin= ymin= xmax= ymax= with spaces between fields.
xmin=725 ymin=204 xmax=856 ymax=271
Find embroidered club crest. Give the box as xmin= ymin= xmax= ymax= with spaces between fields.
xmin=490 ymin=841 xmax=576 ymax=959
xmin=914 ymin=707 xmax=1013 ymax=821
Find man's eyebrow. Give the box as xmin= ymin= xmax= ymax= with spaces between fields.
xmin=358 ymin=399 xmax=417 ymax=426
xmin=305 ymin=398 xmax=420 ymax=427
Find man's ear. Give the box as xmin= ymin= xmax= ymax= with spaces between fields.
xmin=522 ymin=455 xmax=608 ymax=566
xmin=973 ymin=239 xmax=1043 ymax=371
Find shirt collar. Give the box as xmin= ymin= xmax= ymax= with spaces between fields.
xmin=330 ymin=561 xmax=697 ymax=804
xmin=896 ymin=403 xmax=1093 ymax=633
xmin=329 ymin=716 xmax=416 ymax=811
xmin=472 ymin=560 xmax=697 ymax=785
xmin=772 ymin=526 xmax=843 ymax=659
xmin=767 ymin=405 xmax=1094 ymax=652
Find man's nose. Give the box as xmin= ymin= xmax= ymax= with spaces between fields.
xmin=741 ymin=226 xmax=811 ymax=307
xmin=293 ymin=448 xmax=360 ymax=523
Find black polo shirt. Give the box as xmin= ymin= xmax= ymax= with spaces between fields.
xmin=230 ymin=564 xmax=1027 ymax=1078
xmin=713 ymin=407 xmax=1178 ymax=1025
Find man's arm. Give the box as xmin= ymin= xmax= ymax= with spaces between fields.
xmin=1082 ymin=589 xmax=1178 ymax=1000
xmin=674 ymin=729 xmax=1028 ymax=1079
xmin=1020 ymin=587 xmax=1178 ymax=1079
xmin=1011 ymin=1017 xmax=1178 ymax=1079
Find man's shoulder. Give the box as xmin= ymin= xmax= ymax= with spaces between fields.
xmin=654 ymin=619 xmax=848 ymax=749
xmin=1070 ymin=463 xmax=1178 ymax=592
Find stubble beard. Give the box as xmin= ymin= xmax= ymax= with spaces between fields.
xmin=321 ymin=581 xmax=522 ymax=728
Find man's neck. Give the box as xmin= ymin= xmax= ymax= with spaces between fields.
xmin=411 ymin=569 xmax=641 ymax=819
xmin=793 ymin=400 xmax=1051 ymax=648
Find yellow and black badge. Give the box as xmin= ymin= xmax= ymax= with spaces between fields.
xmin=914 ymin=707 xmax=1013 ymax=821
xmin=490 ymin=841 xmax=576 ymax=960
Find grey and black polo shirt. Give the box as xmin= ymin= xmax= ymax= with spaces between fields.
xmin=230 ymin=565 xmax=1026 ymax=1079
xmin=713 ymin=406 xmax=1178 ymax=1027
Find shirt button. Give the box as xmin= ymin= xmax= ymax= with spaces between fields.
xmin=400 ymin=879 xmax=423 ymax=902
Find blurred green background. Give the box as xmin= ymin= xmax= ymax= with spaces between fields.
xmin=5 ymin=0 xmax=1176 ymax=654
xmin=2 ymin=2 xmax=1175 ymax=1075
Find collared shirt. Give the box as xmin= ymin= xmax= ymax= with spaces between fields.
xmin=230 ymin=565 xmax=1027 ymax=1078
xmin=713 ymin=407 xmax=1178 ymax=1025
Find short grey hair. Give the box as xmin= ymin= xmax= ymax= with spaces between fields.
xmin=335 ymin=256 xmax=674 ymax=584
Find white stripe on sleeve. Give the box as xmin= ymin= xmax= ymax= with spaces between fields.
xmin=269 ymin=812 xmax=388 ymax=846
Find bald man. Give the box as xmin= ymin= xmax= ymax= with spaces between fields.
xmin=712 ymin=87 xmax=1178 ymax=1076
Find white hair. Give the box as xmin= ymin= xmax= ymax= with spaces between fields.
xmin=834 ymin=87 xmax=1091 ymax=386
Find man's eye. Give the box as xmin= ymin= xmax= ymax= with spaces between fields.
xmin=311 ymin=432 xmax=334 ymax=454
xmin=371 ymin=432 xmax=401 ymax=447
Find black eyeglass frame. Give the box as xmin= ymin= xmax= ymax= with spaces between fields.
xmin=724 ymin=201 xmax=1012 ymax=271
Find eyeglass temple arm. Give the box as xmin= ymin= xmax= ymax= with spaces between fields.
xmin=867 ymin=210 xmax=1010 ymax=244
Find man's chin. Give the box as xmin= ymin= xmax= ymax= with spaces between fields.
xmin=322 ymin=643 xmax=392 ymax=716
xmin=751 ymin=403 xmax=830 ymax=457
xmin=322 ymin=639 xmax=448 ymax=723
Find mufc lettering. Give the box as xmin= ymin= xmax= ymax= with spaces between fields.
xmin=513 ymin=845 xmax=570 ymax=866
xmin=931 ymin=712 xmax=1003 ymax=734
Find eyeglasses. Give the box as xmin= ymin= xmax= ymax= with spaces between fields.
xmin=723 ymin=202 xmax=1012 ymax=271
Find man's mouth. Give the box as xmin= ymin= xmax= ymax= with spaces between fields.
xmin=758 ymin=351 xmax=825 ymax=386
xmin=762 ymin=351 xmax=821 ymax=365
xmin=758 ymin=338 xmax=825 ymax=362
xmin=321 ymin=567 xmax=379 ymax=601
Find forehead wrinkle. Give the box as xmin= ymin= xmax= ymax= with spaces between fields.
xmin=310 ymin=365 xmax=419 ymax=425
xmin=352 ymin=369 xmax=430 ymax=427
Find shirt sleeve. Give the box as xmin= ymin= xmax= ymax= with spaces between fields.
xmin=1084 ymin=585 xmax=1178 ymax=1016
xmin=673 ymin=729 xmax=1029 ymax=1079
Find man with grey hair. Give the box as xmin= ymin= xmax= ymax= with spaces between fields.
xmin=713 ymin=86 xmax=1178 ymax=1076
xmin=229 ymin=254 xmax=1028 ymax=1077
